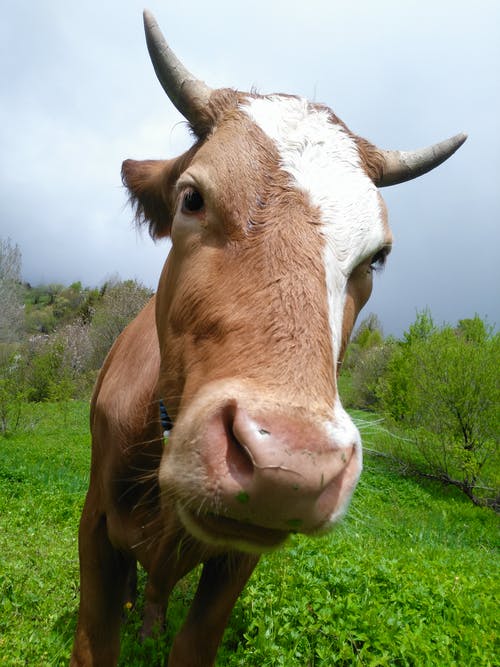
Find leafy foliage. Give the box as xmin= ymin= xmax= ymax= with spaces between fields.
xmin=341 ymin=312 xmax=499 ymax=507
xmin=0 ymin=240 xmax=154 ymax=424
xmin=89 ymin=277 xmax=153 ymax=368
xmin=0 ymin=349 xmax=26 ymax=435
xmin=341 ymin=314 xmax=392 ymax=409
xmin=21 ymin=277 xmax=152 ymax=388
xmin=376 ymin=313 xmax=499 ymax=507
xmin=0 ymin=238 xmax=23 ymax=343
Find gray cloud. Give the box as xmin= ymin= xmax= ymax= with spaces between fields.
xmin=1 ymin=0 xmax=498 ymax=335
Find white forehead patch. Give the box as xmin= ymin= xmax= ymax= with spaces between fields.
xmin=242 ymin=95 xmax=385 ymax=359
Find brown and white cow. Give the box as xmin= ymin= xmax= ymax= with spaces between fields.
xmin=71 ymin=11 xmax=466 ymax=667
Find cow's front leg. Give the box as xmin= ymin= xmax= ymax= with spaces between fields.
xmin=140 ymin=524 xmax=207 ymax=640
xmin=167 ymin=552 xmax=259 ymax=667
xmin=71 ymin=497 xmax=133 ymax=667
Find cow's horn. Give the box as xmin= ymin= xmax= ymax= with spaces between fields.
xmin=143 ymin=10 xmax=212 ymax=122
xmin=376 ymin=132 xmax=467 ymax=187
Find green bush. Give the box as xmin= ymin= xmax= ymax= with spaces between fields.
xmin=0 ymin=348 xmax=26 ymax=434
xmin=346 ymin=341 xmax=395 ymax=410
xmin=23 ymin=340 xmax=74 ymax=403
xmin=89 ymin=279 xmax=153 ymax=368
xmin=376 ymin=313 xmax=499 ymax=507
xmin=342 ymin=314 xmax=393 ymax=410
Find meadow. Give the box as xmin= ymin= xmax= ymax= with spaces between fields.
xmin=0 ymin=401 xmax=498 ymax=666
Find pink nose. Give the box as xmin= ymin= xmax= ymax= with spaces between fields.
xmin=203 ymin=402 xmax=361 ymax=533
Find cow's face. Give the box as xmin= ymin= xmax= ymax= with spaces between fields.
xmin=122 ymin=12 xmax=465 ymax=553
xmin=122 ymin=91 xmax=391 ymax=551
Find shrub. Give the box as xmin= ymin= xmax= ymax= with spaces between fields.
xmin=23 ymin=337 xmax=75 ymax=403
xmin=377 ymin=313 xmax=499 ymax=507
xmin=89 ymin=278 xmax=153 ymax=368
xmin=0 ymin=238 xmax=23 ymax=343
xmin=0 ymin=347 xmax=26 ymax=434
xmin=348 ymin=340 xmax=395 ymax=409
xmin=342 ymin=314 xmax=394 ymax=409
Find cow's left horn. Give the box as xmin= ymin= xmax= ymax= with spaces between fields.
xmin=143 ymin=10 xmax=212 ymax=123
xmin=376 ymin=132 xmax=467 ymax=187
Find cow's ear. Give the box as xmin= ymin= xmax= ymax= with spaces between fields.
xmin=122 ymin=158 xmax=177 ymax=238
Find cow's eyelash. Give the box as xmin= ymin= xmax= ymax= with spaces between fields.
xmin=370 ymin=245 xmax=391 ymax=272
xmin=181 ymin=188 xmax=205 ymax=214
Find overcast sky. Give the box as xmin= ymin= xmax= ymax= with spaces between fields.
xmin=1 ymin=0 xmax=498 ymax=336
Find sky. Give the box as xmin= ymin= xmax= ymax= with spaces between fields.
xmin=1 ymin=0 xmax=499 ymax=336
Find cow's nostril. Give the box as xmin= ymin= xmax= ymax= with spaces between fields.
xmin=223 ymin=405 xmax=254 ymax=481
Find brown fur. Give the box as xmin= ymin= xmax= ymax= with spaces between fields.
xmin=71 ymin=91 xmax=389 ymax=667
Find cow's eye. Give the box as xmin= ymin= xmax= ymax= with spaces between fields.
xmin=370 ymin=245 xmax=391 ymax=272
xmin=181 ymin=188 xmax=204 ymax=214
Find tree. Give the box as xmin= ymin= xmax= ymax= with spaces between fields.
xmin=0 ymin=238 xmax=23 ymax=343
xmin=23 ymin=337 xmax=71 ymax=402
xmin=351 ymin=313 xmax=384 ymax=349
xmin=456 ymin=315 xmax=489 ymax=344
xmin=0 ymin=350 xmax=26 ymax=434
xmin=342 ymin=314 xmax=389 ymax=409
xmin=89 ymin=278 xmax=153 ymax=368
xmin=377 ymin=313 xmax=499 ymax=507
xmin=348 ymin=340 xmax=395 ymax=410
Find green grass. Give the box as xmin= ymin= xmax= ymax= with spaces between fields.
xmin=0 ymin=402 xmax=498 ymax=665
xmin=0 ymin=402 xmax=88 ymax=665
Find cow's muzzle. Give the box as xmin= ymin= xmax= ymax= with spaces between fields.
xmin=160 ymin=391 xmax=362 ymax=551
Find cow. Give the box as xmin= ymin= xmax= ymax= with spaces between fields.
xmin=70 ymin=10 xmax=466 ymax=667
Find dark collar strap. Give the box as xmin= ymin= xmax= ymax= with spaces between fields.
xmin=159 ymin=399 xmax=174 ymax=434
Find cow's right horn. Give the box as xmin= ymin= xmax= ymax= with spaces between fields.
xmin=143 ymin=10 xmax=212 ymax=123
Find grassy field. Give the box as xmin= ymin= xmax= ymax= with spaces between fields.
xmin=0 ymin=401 xmax=498 ymax=666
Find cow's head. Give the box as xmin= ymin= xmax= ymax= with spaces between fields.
xmin=122 ymin=11 xmax=466 ymax=553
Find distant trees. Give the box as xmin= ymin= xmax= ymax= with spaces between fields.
xmin=0 ymin=238 xmax=23 ymax=343
xmin=89 ymin=277 xmax=153 ymax=368
xmin=24 ymin=281 xmax=100 ymax=334
xmin=342 ymin=314 xmax=393 ymax=409
xmin=0 ymin=238 xmax=25 ymax=432
xmin=0 ymin=351 xmax=25 ymax=434
xmin=0 ymin=237 xmax=153 ymax=433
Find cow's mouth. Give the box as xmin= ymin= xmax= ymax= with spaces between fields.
xmin=177 ymin=506 xmax=289 ymax=553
